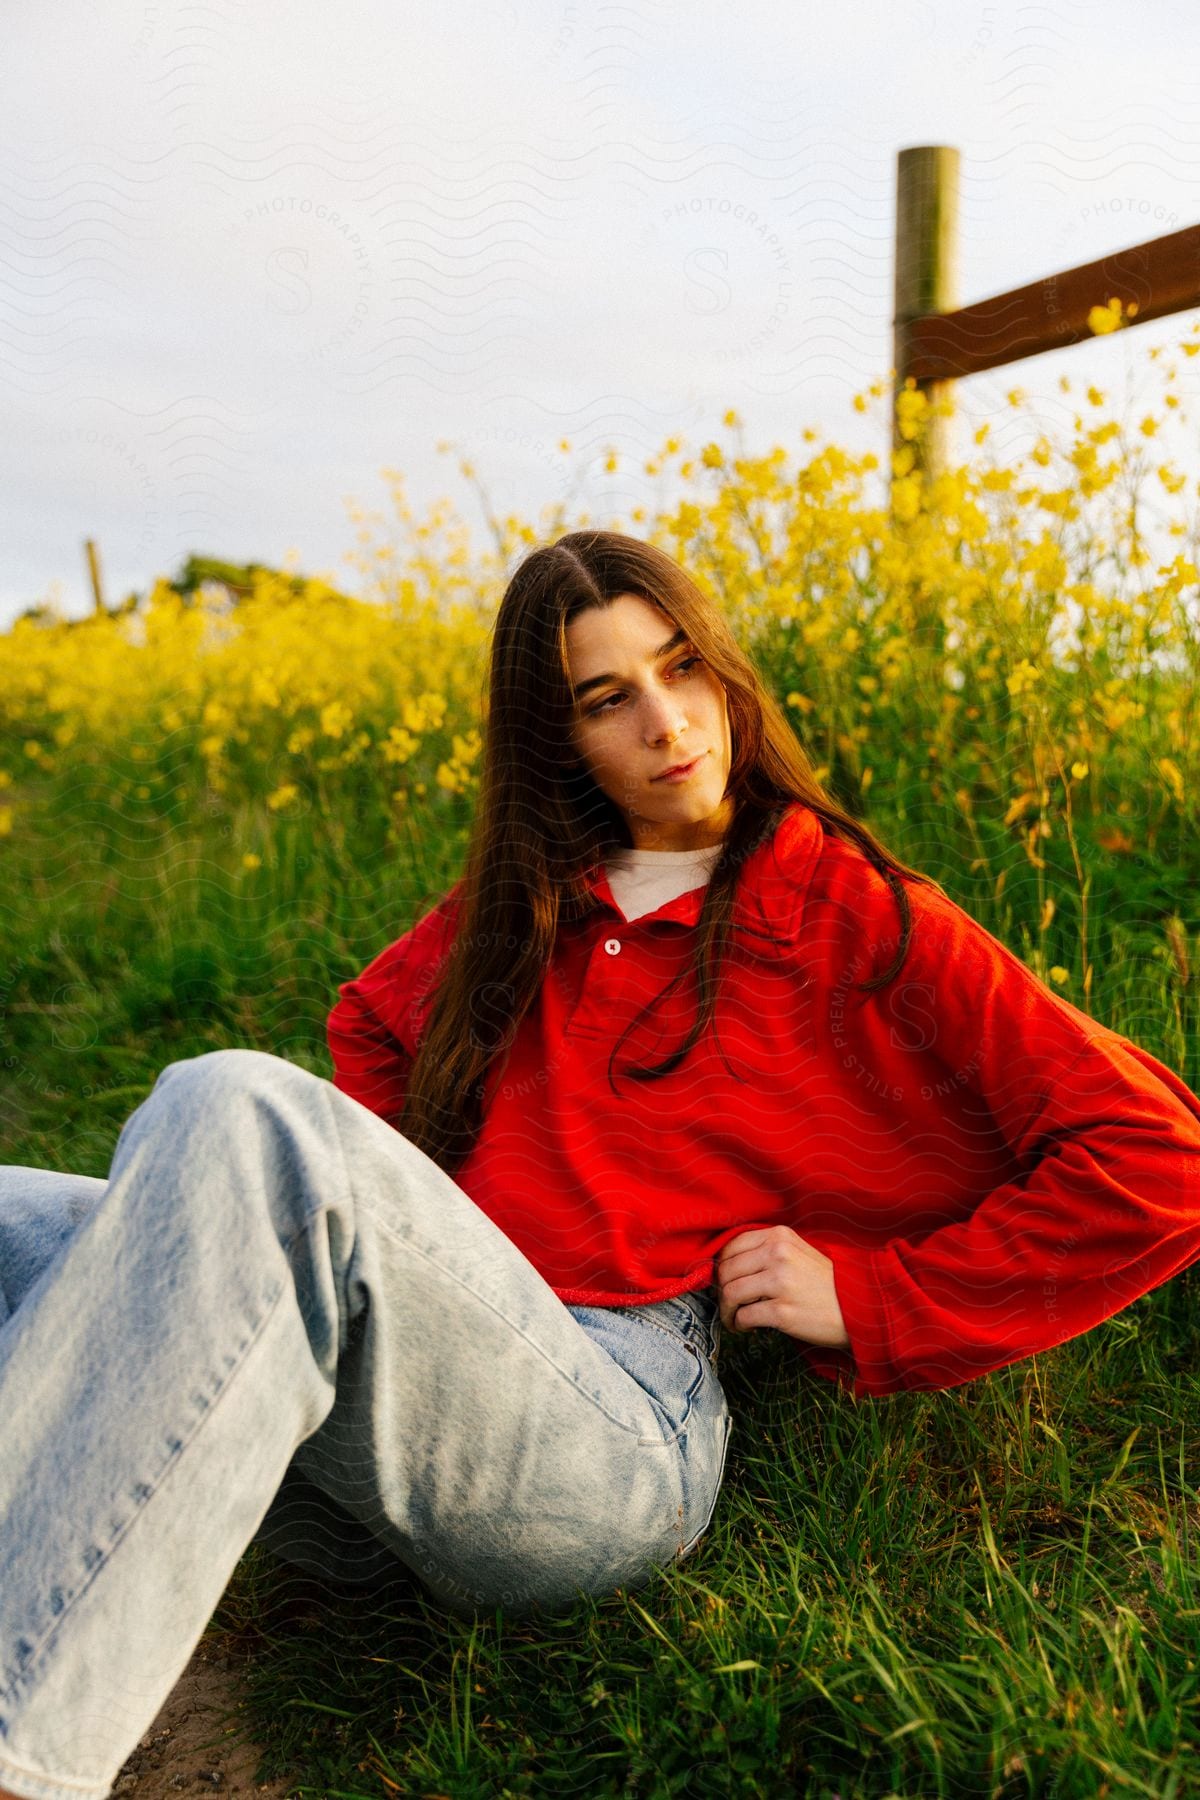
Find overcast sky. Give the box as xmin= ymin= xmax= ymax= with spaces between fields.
xmin=4 ymin=0 xmax=1199 ymax=630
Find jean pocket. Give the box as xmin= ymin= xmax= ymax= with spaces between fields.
xmin=569 ymin=1302 xmax=708 ymax=1443
xmin=646 ymin=1290 xmax=722 ymax=1368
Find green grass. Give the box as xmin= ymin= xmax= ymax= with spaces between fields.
xmin=202 ymin=1315 xmax=1200 ymax=1800
xmin=2 ymin=782 xmax=1199 ymax=1799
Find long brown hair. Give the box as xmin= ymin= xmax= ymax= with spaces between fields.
xmin=399 ymin=528 xmax=944 ymax=1176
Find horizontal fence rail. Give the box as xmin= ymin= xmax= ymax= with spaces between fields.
xmin=904 ymin=220 xmax=1200 ymax=382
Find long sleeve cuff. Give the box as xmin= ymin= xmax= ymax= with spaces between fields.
xmin=823 ymin=1244 xmax=901 ymax=1398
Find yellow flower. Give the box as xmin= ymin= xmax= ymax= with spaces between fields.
xmin=242 ymin=852 xmax=262 ymax=870
xmin=891 ymin=475 xmax=921 ymax=523
xmin=1048 ymin=966 xmax=1070 ymax=985
xmin=380 ymin=725 xmax=420 ymax=766
xmin=1006 ymin=388 xmax=1026 ymax=408
xmin=1139 ymin=415 xmax=1160 ymax=438
xmin=1087 ymin=297 xmax=1135 ymax=336
xmin=894 ymin=388 xmax=928 ymax=440
xmin=1086 ymin=385 xmax=1105 ymax=407
xmin=1070 ymin=761 xmax=1089 ymax=781
xmin=604 ymin=452 xmax=619 ymax=473
xmin=1100 ymin=694 xmax=1145 ymax=732
xmin=266 ymin=782 xmax=299 ymax=811
xmin=722 ymin=409 xmax=741 ymax=428
xmin=1006 ymin=659 xmax=1041 ymax=698
xmin=401 ymin=693 xmax=448 ymax=733
xmin=320 ymin=700 xmax=354 ymax=739
xmin=1158 ymin=758 xmax=1185 ymax=804
xmin=700 ymin=443 xmax=724 ymax=469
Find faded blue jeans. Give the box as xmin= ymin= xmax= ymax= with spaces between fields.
xmin=0 ymin=1048 xmax=732 ymax=1800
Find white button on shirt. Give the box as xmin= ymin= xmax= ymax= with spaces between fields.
xmin=604 ymin=938 xmax=622 ymax=955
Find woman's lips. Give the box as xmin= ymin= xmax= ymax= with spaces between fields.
xmin=653 ymin=753 xmax=705 ymax=783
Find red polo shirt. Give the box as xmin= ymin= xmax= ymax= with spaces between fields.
xmin=326 ymin=802 xmax=1200 ymax=1398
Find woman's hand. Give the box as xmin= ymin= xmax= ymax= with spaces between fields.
xmin=715 ymin=1225 xmax=851 ymax=1350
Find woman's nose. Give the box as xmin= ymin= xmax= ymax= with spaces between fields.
xmin=646 ymin=698 xmax=687 ymax=740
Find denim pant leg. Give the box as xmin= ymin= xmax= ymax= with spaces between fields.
xmin=252 ymin=1285 xmax=733 ymax=1595
xmin=0 ymin=1047 xmax=727 ymax=1800
xmin=0 ymin=1168 xmax=107 ymax=1329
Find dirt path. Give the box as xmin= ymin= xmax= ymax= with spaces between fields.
xmin=110 ymin=1639 xmax=298 ymax=1798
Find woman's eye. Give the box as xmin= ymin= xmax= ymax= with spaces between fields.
xmin=587 ymin=656 xmax=702 ymax=717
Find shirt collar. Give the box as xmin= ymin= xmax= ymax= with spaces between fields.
xmin=580 ymin=801 xmax=822 ymax=930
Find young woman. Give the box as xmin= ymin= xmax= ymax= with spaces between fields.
xmin=2 ymin=528 xmax=1198 ymax=1800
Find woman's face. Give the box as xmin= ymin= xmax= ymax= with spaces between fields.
xmin=565 ymin=593 xmax=734 ymax=850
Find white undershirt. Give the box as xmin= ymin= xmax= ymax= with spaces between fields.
xmin=604 ymin=842 xmax=723 ymax=923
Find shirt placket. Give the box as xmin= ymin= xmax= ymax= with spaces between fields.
xmin=565 ymin=921 xmax=648 ymax=1040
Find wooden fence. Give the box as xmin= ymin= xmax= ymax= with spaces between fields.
xmin=892 ymin=145 xmax=1200 ymax=483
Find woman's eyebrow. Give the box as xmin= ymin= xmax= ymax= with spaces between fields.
xmin=571 ymin=628 xmax=689 ymax=700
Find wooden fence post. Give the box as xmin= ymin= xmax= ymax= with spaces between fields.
xmin=84 ymin=538 xmax=105 ymax=615
xmin=893 ymin=146 xmax=960 ymax=489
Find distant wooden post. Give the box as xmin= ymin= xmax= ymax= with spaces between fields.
xmin=892 ymin=146 xmax=960 ymax=487
xmin=84 ymin=538 xmax=105 ymax=615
